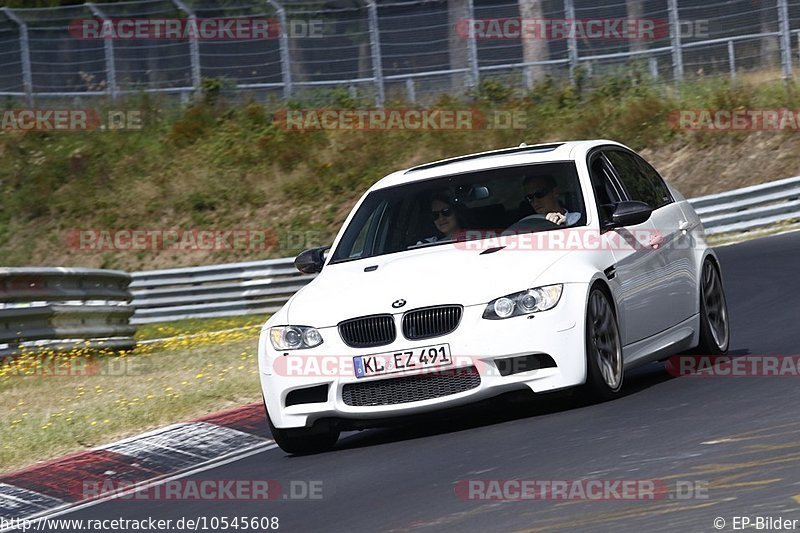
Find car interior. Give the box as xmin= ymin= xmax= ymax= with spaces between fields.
xmin=409 ymin=172 xmax=586 ymax=246
xmin=331 ymin=162 xmax=589 ymax=262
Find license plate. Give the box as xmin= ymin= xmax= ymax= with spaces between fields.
xmin=353 ymin=344 xmax=452 ymax=378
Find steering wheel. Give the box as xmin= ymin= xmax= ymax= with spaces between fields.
xmin=502 ymin=214 xmax=561 ymax=235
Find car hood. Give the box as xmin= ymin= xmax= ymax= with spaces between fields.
xmin=285 ymin=242 xmax=573 ymax=327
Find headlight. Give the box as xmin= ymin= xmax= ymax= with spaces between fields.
xmin=482 ymin=284 xmax=563 ymax=320
xmin=269 ymin=326 xmax=324 ymax=350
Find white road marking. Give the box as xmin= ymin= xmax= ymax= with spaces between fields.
xmin=0 ymin=442 xmax=279 ymax=533
xmin=0 ymin=483 xmax=64 ymax=520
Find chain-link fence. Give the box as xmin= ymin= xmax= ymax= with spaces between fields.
xmin=1 ymin=0 xmax=800 ymax=106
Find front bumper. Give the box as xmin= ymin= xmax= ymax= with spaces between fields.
xmin=259 ymin=283 xmax=589 ymax=429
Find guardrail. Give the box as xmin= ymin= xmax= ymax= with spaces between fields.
xmin=688 ymin=175 xmax=800 ymax=235
xmin=4 ymin=178 xmax=796 ymax=347
xmin=129 ymin=258 xmax=315 ymax=324
xmin=0 ymin=268 xmax=135 ymax=356
xmin=124 ymin=176 xmax=800 ymax=324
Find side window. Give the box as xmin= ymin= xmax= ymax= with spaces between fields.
xmin=605 ymin=150 xmax=670 ymax=209
xmin=633 ymin=154 xmax=673 ymax=208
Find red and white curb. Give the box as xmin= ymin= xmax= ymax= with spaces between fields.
xmin=0 ymin=403 xmax=273 ymax=527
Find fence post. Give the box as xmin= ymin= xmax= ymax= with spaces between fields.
xmin=564 ymin=0 xmax=578 ymax=83
xmin=365 ymin=0 xmax=385 ymax=107
xmin=2 ymin=8 xmax=33 ymax=106
xmin=797 ymin=31 xmax=800 ymax=71
xmin=728 ymin=40 xmax=736 ymax=81
xmin=667 ymin=0 xmax=684 ymax=82
xmin=405 ymin=77 xmax=416 ymax=103
xmin=465 ymin=0 xmax=479 ymax=87
xmin=86 ymin=3 xmax=118 ymax=100
xmin=266 ymin=0 xmax=292 ymax=99
xmin=649 ymin=56 xmax=658 ymax=79
xmin=777 ymin=0 xmax=792 ymax=79
xmin=172 ymin=0 xmax=201 ymax=94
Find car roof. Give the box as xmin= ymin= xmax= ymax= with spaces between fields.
xmin=369 ymin=139 xmax=625 ymax=191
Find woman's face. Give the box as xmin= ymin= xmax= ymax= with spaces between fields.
xmin=431 ymin=199 xmax=459 ymax=236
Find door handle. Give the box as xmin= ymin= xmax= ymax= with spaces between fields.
xmin=678 ymin=220 xmax=691 ymax=233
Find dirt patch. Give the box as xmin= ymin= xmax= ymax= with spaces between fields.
xmin=642 ymin=132 xmax=800 ymax=197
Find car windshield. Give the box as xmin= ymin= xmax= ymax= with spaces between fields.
xmin=330 ymin=162 xmax=585 ymax=264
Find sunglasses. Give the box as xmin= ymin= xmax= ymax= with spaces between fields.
xmin=525 ymin=187 xmax=554 ymax=202
xmin=431 ymin=208 xmax=454 ymax=220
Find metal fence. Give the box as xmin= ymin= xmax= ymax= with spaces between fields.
xmin=129 ymin=257 xmax=314 ymax=323
xmin=127 ymin=176 xmax=800 ymax=324
xmin=0 ymin=267 xmax=136 ymax=356
xmin=3 ymin=0 xmax=800 ymax=106
xmin=690 ymin=174 xmax=800 ymax=234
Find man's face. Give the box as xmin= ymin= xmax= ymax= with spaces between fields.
xmin=525 ymin=178 xmax=561 ymax=214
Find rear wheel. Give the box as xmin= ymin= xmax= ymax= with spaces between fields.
xmin=582 ymin=287 xmax=624 ymax=401
xmin=692 ymin=259 xmax=730 ymax=355
xmin=264 ymin=401 xmax=339 ymax=454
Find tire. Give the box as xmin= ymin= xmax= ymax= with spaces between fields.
xmin=691 ymin=259 xmax=730 ymax=355
xmin=264 ymin=401 xmax=339 ymax=454
xmin=582 ymin=286 xmax=624 ymax=401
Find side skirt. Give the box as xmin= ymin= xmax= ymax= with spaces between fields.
xmin=622 ymin=314 xmax=700 ymax=370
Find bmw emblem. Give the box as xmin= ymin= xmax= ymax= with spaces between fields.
xmin=392 ymin=299 xmax=406 ymax=309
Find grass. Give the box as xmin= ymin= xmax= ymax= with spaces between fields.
xmin=707 ymin=218 xmax=800 ymax=247
xmin=4 ymin=70 xmax=800 ymax=271
xmin=0 ymin=318 xmax=267 ymax=473
xmin=134 ymin=314 xmax=270 ymax=341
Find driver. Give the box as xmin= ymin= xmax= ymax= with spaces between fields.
xmin=523 ymin=174 xmax=580 ymax=226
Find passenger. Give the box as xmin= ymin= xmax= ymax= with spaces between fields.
xmin=418 ymin=193 xmax=465 ymax=244
xmin=523 ymin=174 xmax=581 ymax=226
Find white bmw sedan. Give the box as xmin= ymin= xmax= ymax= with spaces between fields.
xmin=259 ymin=140 xmax=730 ymax=453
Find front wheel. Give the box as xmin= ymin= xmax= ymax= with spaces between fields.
xmin=582 ymin=287 xmax=624 ymax=401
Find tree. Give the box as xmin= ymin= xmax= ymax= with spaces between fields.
xmin=518 ymin=0 xmax=548 ymax=85
xmin=447 ymin=0 xmax=471 ymax=90
xmin=758 ymin=0 xmax=779 ymax=67
xmin=626 ymin=0 xmax=646 ymax=54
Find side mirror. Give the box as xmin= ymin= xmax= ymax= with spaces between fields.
xmin=610 ymin=201 xmax=652 ymax=227
xmin=294 ymin=246 xmax=329 ymax=274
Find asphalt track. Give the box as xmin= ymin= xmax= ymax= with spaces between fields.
xmin=49 ymin=231 xmax=800 ymax=532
